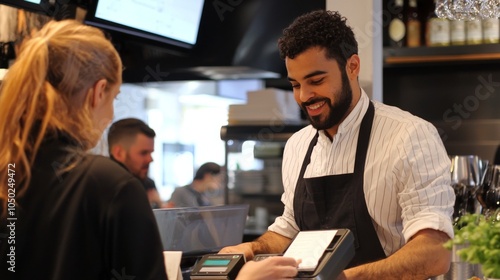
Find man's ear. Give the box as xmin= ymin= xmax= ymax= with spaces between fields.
xmin=345 ymin=54 xmax=360 ymax=78
xmin=89 ymin=79 xmax=108 ymax=109
xmin=111 ymin=145 xmax=126 ymax=162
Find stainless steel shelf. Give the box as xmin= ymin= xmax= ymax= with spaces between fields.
xmin=220 ymin=123 xmax=307 ymax=142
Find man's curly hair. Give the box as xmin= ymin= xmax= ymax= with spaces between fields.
xmin=278 ymin=10 xmax=358 ymax=69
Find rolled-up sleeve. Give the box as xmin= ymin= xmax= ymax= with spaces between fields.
xmin=396 ymin=121 xmax=455 ymax=242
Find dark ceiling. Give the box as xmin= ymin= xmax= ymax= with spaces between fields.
xmin=106 ymin=0 xmax=326 ymax=83
xmin=1 ymin=0 xmax=325 ymax=84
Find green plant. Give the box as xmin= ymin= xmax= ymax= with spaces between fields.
xmin=444 ymin=212 xmax=500 ymax=278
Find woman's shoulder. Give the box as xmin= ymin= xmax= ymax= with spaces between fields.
xmin=85 ymin=154 xmax=130 ymax=173
xmin=79 ymin=155 xmax=142 ymax=191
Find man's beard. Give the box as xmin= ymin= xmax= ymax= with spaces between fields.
xmin=125 ymin=155 xmax=148 ymax=180
xmin=301 ymin=71 xmax=352 ymax=130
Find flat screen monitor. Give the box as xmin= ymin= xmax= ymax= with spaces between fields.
xmin=0 ymin=0 xmax=48 ymax=14
xmin=153 ymin=205 xmax=249 ymax=257
xmin=84 ymin=0 xmax=204 ymax=49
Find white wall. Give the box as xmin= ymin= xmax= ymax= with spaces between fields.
xmin=327 ymin=0 xmax=383 ymax=102
xmin=100 ymin=80 xmax=261 ymax=201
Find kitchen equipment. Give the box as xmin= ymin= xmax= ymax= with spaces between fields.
xmin=430 ymin=243 xmax=483 ymax=280
xmin=450 ymin=155 xmax=483 ymax=223
xmin=433 ymin=155 xmax=489 ymax=280
xmin=477 ymin=164 xmax=500 ymax=220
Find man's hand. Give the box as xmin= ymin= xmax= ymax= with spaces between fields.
xmin=219 ymin=242 xmax=255 ymax=260
xmin=236 ymin=256 xmax=300 ymax=280
xmin=220 ymin=231 xmax=293 ymax=261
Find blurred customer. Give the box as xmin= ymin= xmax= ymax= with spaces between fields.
xmin=107 ymin=118 xmax=164 ymax=208
xmin=0 ymin=20 xmax=166 ymax=279
xmin=168 ymin=162 xmax=222 ymax=207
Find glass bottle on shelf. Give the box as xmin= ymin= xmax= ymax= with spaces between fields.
xmin=450 ymin=20 xmax=466 ymax=45
xmin=427 ymin=0 xmax=450 ymax=46
xmin=406 ymin=0 xmax=421 ymax=47
xmin=466 ymin=19 xmax=483 ymax=45
xmin=389 ymin=0 xmax=406 ymax=47
xmin=482 ymin=18 xmax=500 ymax=44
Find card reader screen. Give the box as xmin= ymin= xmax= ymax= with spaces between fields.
xmin=203 ymin=259 xmax=231 ymax=266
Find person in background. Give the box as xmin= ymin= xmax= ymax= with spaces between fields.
xmin=494 ymin=145 xmax=500 ymax=165
xmin=220 ymin=10 xmax=455 ymax=279
xmin=0 ymin=20 xmax=166 ymax=279
xmin=0 ymin=19 xmax=301 ymax=280
xmin=168 ymin=162 xmax=222 ymax=207
xmin=107 ymin=118 xmax=164 ymax=208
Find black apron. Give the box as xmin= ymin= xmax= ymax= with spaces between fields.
xmin=293 ymin=101 xmax=386 ymax=268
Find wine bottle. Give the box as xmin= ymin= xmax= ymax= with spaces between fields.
xmin=389 ymin=0 xmax=406 ymax=47
xmin=426 ymin=0 xmax=450 ymax=46
xmin=406 ymin=0 xmax=421 ymax=47
xmin=466 ymin=19 xmax=483 ymax=45
xmin=450 ymin=20 xmax=466 ymax=45
xmin=483 ymin=18 xmax=499 ymax=44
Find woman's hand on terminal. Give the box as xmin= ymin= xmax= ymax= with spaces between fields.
xmin=236 ymin=256 xmax=300 ymax=280
xmin=219 ymin=243 xmax=255 ymax=260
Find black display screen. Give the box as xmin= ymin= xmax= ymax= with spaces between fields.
xmin=0 ymin=0 xmax=49 ymax=15
xmin=84 ymin=0 xmax=204 ymax=48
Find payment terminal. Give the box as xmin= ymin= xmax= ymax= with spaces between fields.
xmin=190 ymin=254 xmax=245 ymax=280
xmin=190 ymin=229 xmax=354 ymax=280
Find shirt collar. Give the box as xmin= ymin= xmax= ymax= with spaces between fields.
xmin=318 ymin=88 xmax=369 ymax=140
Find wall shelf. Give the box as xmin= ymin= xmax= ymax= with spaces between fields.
xmin=220 ymin=123 xmax=307 ymax=142
xmin=381 ymin=1 xmax=500 ymax=163
xmin=384 ymin=44 xmax=500 ymax=67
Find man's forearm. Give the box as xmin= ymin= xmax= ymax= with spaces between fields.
xmin=341 ymin=229 xmax=451 ymax=280
xmin=251 ymin=231 xmax=293 ymax=255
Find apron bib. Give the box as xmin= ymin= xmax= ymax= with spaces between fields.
xmin=293 ymin=101 xmax=386 ymax=268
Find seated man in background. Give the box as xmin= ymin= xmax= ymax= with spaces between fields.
xmin=108 ymin=118 xmax=164 ymax=208
xmin=168 ymin=162 xmax=222 ymax=207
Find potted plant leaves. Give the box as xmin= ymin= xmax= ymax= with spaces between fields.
xmin=444 ymin=212 xmax=500 ymax=279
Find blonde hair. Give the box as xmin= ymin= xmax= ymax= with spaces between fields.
xmin=0 ymin=19 xmax=122 ymax=216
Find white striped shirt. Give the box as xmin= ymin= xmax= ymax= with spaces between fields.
xmin=268 ymin=90 xmax=455 ymax=257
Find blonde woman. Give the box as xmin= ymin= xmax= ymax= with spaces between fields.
xmin=0 ymin=20 xmax=166 ymax=279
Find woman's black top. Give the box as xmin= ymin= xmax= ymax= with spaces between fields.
xmin=0 ymin=135 xmax=167 ymax=280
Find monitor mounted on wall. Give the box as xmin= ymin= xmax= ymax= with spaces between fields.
xmin=0 ymin=0 xmax=50 ymax=15
xmin=84 ymin=0 xmax=205 ymax=49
